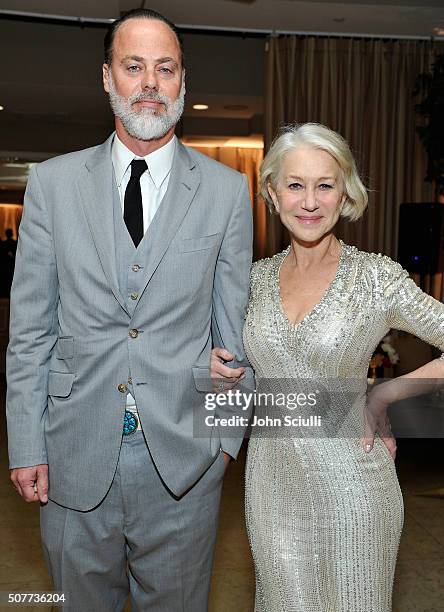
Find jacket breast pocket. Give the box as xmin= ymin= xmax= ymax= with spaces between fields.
xmin=48 ymin=371 xmax=75 ymax=398
xmin=178 ymin=233 xmax=220 ymax=253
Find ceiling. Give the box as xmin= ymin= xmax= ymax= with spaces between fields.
xmin=0 ymin=0 xmax=442 ymax=170
xmin=1 ymin=0 xmax=443 ymax=36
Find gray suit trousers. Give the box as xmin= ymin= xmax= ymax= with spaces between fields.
xmin=40 ymin=431 xmax=226 ymax=611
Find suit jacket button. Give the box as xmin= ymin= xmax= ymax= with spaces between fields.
xmin=129 ymin=329 xmax=139 ymax=338
xmin=132 ymin=264 xmax=141 ymax=272
xmin=130 ymin=292 xmax=139 ymax=300
xmin=118 ymin=383 xmax=128 ymax=393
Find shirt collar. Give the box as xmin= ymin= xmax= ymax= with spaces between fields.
xmin=112 ymin=133 xmax=176 ymax=190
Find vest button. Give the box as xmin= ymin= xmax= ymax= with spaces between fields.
xmin=132 ymin=264 xmax=141 ymax=272
xmin=118 ymin=383 xmax=128 ymax=393
xmin=129 ymin=329 xmax=139 ymax=338
xmin=130 ymin=292 xmax=139 ymax=300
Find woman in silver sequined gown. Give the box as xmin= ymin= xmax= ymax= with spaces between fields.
xmin=212 ymin=124 xmax=444 ymax=612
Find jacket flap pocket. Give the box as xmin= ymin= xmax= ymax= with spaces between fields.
xmin=192 ymin=366 xmax=213 ymax=392
xmin=179 ymin=233 xmax=219 ymax=253
xmin=56 ymin=337 xmax=74 ymax=359
xmin=48 ymin=371 xmax=75 ymax=398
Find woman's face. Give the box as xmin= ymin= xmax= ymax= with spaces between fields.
xmin=268 ymin=146 xmax=346 ymax=244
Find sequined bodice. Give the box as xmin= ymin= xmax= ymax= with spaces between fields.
xmin=243 ymin=242 xmax=444 ymax=381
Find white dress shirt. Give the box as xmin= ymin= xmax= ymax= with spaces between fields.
xmin=112 ymin=132 xmax=176 ymax=233
xmin=111 ymin=133 xmax=176 ymax=418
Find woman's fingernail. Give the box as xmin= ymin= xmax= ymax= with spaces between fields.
xmin=365 ymin=444 xmax=372 ymax=452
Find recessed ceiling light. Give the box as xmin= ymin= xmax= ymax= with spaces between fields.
xmin=193 ymin=104 xmax=209 ymax=110
xmin=434 ymin=27 xmax=444 ymax=35
xmin=0 ymin=106 xmax=4 ymax=111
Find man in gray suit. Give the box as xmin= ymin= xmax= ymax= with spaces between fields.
xmin=7 ymin=8 xmax=253 ymax=611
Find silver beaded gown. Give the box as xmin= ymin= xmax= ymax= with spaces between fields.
xmin=243 ymin=242 xmax=444 ymax=612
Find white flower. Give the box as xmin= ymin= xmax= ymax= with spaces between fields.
xmin=380 ymin=337 xmax=400 ymax=364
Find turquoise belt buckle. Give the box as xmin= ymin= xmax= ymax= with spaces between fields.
xmin=123 ymin=410 xmax=139 ymax=435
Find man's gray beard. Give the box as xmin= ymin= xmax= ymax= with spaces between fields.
xmin=107 ymin=72 xmax=185 ymax=141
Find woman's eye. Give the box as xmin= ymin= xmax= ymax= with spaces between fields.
xmin=288 ymin=183 xmax=303 ymax=190
xmin=319 ymin=183 xmax=333 ymax=189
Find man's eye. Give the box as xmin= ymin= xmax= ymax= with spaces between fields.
xmin=128 ymin=65 xmax=141 ymax=72
xmin=159 ymin=67 xmax=173 ymax=74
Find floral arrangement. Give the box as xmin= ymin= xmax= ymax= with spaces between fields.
xmin=368 ymin=335 xmax=400 ymax=379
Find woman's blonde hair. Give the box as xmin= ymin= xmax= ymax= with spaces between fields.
xmin=260 ymin=123 xmax=368 ymax=221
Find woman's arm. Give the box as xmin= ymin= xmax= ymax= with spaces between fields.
xmin=363 ymin=257 xmax=444 ymax=457
xmin=364 ymin=358 xmax=444 ymax=457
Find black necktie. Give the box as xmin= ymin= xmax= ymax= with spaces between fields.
xmin=124 ymin=159 xmax=147 ymax=247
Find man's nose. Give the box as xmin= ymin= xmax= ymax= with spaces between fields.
xmin=141 ymin=69 xmax=158 ymax=91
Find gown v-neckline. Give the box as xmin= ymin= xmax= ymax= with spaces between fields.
xmin=275 ymin=239 xmax=347 ymax=332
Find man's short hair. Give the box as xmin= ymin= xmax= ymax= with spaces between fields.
xmin=104 ymin=8 xmax=185 ymax=67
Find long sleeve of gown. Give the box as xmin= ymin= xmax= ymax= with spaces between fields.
xmin=383 ymin=257 xmax=444 ymax=359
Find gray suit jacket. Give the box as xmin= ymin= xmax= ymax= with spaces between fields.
xmin=6 ymin=134 xmax=253 ymax=510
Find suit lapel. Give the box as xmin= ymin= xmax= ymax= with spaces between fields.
xmin=137 ymin=141 xmax=200 ymax=297
xmin=77 ymin=134 xmax=130 ymax=316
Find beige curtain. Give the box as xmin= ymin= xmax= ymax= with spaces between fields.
xmin=0 ymin=203 xmax=22 ymax=240
xmin=187 ymin=145 xmax=265 ymax=259
xmin=263 ymin=36 xmax=444 ymax=267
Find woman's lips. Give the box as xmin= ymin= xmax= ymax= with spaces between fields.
xmin=296 ymin=216 xmax=323 ymax=224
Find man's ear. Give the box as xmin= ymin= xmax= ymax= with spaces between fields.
xmin=268 ymin=183 xmax=280 ymax=213
xmin=103 ymin=63 xmax=110 ymax=93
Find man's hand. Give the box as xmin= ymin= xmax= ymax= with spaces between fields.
xmin=210 ymin=347 xmax=245 ymax=392
xmin=362 ymin=385 xmax=397 ymax=460
xmin=10 ymin=464 xmax=49 ymax=503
